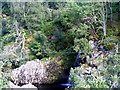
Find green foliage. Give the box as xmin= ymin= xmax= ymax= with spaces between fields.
xmin=40 ymin=21 xmax=55 ymax=35
xmin=0 ymin=17 xmax=19 ymax=47
xmin=0 ymin=76 xmax=8 ymax=89
xmin=106 ymin=28 xmax=119 ymax=38
xmin=70 ymin=68 xmax=109 ymax=88
xmin=2 ymin=2 xmax=11 ymax=15
xmin=0 ymin=45 xmax=30 ymax=72
xmin=29 ymin=41 xmax=49 ymax=59
xmin=102 ymin=36 xmax=118 ymax=50
xmin=74 ymin=38 xmax=92 ymax=53
xmin=69 ymin=53 xmax=120 ymax=88
xmin=102 ymin=42 xmax=114 ymax=51
xmin=112 ymin=2 xmax=120 ymax=14
xmin=34 ymin=31 xmax=47 ymax=44
xmin=0 ymin=61 xmax=8 ymax=89
xmin=1 ymin=33 xmax=16 ymax=45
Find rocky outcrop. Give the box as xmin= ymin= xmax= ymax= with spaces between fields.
xmin=11 ymin=59 xmax=67 ymax=85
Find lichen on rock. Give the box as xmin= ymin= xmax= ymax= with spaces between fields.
xmin=11 ymin=59 xmax=67 ymax=85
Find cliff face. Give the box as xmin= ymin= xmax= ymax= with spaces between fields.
xmin=11 ymin=59 xmax=68 ymax=85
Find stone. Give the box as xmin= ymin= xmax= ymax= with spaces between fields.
xmin=8 ymin=81 xmax=37 ymax=90
xmin=11 ymin=59 xmax=67 ymax=85
xmin=8 ymin=81 xmax=21 ymax=88
xmin=21 ymin=83 xmax=37 ymax=88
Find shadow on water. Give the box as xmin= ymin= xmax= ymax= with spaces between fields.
xmin=33 ymin=74 xmax=74 ymax=90
xmin=34 ymin=83 xmax=74 ymax=90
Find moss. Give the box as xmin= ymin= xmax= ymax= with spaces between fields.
xmin=44 ymin=60 xmax=65 ymax=83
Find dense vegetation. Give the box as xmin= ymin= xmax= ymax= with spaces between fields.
xmin=0 ymin=1 xmax=119 ymax=89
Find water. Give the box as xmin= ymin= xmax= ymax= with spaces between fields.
xmin=35 ymin=83 xmax=74 ymax=90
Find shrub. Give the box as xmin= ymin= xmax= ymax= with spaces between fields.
xmin=0 ymin=61 xmax=8 ymax=89
xmin=34 ymin=31 xmax=47 ymax=44
xmin=28 ymin=41 xmax=49 ymax=59
xmin=69 ymin=53 xmax=120 ymax=88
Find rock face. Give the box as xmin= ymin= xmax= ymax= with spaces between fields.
xmin=11 ymin=59 xmax=67 ymax=84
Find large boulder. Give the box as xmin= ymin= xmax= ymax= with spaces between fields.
xmin=11 ymin=59 xmax=68 ymax=85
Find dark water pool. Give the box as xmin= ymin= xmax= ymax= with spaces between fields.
xmin=35 ymin=83 xmax=74 ymax=90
